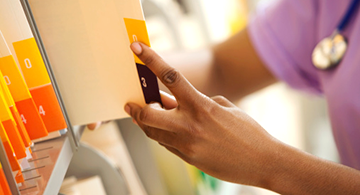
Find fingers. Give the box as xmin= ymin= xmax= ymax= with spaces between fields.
xmin=87 ymin=121 xmax=102 ymax=130
xmin=159 ymin=143 xmax=191 ymax=164
xmin=131 ymin=42 xmax=200 ymax=105
xmin=142 ymin=126 xmax=178 ymax=146
xmin=160 ymin=90 xmax=178 ymax=109
xmin=125 ymin=102 xmax=179 ymax=132
xmin=211 ymin=95 xmax=235 ymax=108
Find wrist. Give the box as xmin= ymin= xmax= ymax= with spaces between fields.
xmin=256 ymin=140 xmax=307 ymax=194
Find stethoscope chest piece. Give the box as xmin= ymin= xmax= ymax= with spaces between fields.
xmin=312 ymin=33 xmax=347 ymax=70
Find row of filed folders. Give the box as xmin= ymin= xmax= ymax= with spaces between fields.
xmin=0 ymin=0 xmax=67 ymax=193
xmin=0 ymin=0 xmax=160 ymax=192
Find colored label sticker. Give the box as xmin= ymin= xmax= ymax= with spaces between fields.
xmin=12 ymin=38 xmax=66 ymax=133
xmin=15 ymin=98 xmax=48 ymax=140
xmin=0 ymin=90 xmax=26 ymax=159
xmin=124 ymin=18 xmax=162 ymax=105
xmin=0 ymin=89 xmax=13 ymax=122
xmin=124 ymin=18 xmax=151 ymax=65
xmin=2 ymin=120 xmax=26 ymax=159
xmin=0 ymin=163 xmax=12 ymax=194
xmin=15 ymin=171 xmax=24 ymax=183
xmin=135 ymin=63 xmax=161 ymax=104
xmin=10 ymin=107 xmax=32 ymax=148
xmin=30 ymin=84 xmax=66 ymax=132
xmin=0 ymin=71 xmax=15 ymax=107
xmin=0 ymin=55 xmax=32 ymax=102
xmin=0 ymin=56 xmax=48 ymax=140
xmin=0 ymin=124 xmax=21 ymax=171
xmin=12 ymin=38 xmax=51 ymax=88
xmin=0 ymin=71 xmax=31 ymax=147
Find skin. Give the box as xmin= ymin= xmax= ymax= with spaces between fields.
xmin=122 ymin=28 xmax=360 ymax=194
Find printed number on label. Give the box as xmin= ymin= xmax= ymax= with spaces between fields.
xmin=3 ymin=76 xmax=11 ymax=85
xmin=24 ymin=58 xmax=32 ymax=69
xmin=39 ymin=105 xmax=45 ymax=116
xmin=132 ymin=34 xmax=138 ymax=42
xmin=20 ymin=114 xmax=27 ymax=124
xmin=141 ymin=77 xmax=147 ymax=88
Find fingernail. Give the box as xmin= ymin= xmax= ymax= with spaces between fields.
xmin=125 ymin=104 xmax=131 ymax=115
xmin=94 ymin=121 xmax=102 ymax=130
xmin=131 ymin=42 xmax=142 ymax=55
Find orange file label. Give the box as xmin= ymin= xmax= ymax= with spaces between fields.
xmin=124 ymin=18 xmax=151 ymax=65
xmin=124 ymin=18 xmax=162 ymax=104
xmin=12 ymin=38 xmax=66 ymax=132
xmin=15 ymin=171 xmax=24 ymax=184
xmin=30 ymin=84 xmax=66 ymax=132
xmin=0 ymin=163 xmax=12 ymax=195
xmin=12 ymin=38 xmax=51 ymax=89
xmin=0 ymin=90 xmax=26 ymax=159
xmin=1 ymin=120 xmax=26 ymax=159
xmin=0 ymin=55 xmax=48 ymax=140
xmin=0 ymin=71 xmax=31 ymax=147
xmin=10 ymin=107 xmax=31 ymax=148
xmin=0 ymin=55 xmax=31 ymax=102
xmin=0 ymin=123 xmax=20 ymax=171
xmin=16 ymin=98 xmax=48 ymax=139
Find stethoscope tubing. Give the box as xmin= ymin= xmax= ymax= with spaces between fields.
xmin=338 ymin=0 xmax=360 ymax=31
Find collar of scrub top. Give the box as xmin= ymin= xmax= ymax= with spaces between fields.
xmin=312 ymin=0 xmax=360 ymax=70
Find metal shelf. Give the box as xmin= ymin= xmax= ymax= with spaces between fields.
xmin=17 ymin=127 xmax=83 ymax=195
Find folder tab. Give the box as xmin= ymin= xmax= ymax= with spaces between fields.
xmin=15 ymin=170 xmax=24 ymax=183
xmin=0 ymin=71 xmax=32 ymax=147
xmin=0 ymin=55 xmax=31 ymax=102
xmin=0 ymin=123 xmax=21 ymax=171
xmin=0 ymin=55 xmax=48 ymax=140
xmin=12 ymin=38 xmax=67 ymax=132
xmin=30 ymin=84 xmax=67 ymax=132
xmin=124 ymin=18 xmax=161 ymax=104
xmin=12 ymin=38 xmax=51 ymax=88
xmin=0 ymin=163 xmax=12 ymax=195
xmin=124 ymin=18 xmax=151 ymax=65
xmin=0 ymin=86 xmax=26 ymax=159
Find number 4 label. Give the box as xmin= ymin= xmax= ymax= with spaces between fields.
xmin=20 ymin=114 xmax=27 ymax=124
xmin=39 ymin=105 xmax=45 ymax=116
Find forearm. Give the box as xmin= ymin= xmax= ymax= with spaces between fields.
xmin=161 ymin=27 xmax=277 ymax=101
xmin=264 ymin=142 xmax=360 ymax=195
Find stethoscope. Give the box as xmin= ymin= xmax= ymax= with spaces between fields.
xmin=312 ymin=0 xmax=360 ymax=70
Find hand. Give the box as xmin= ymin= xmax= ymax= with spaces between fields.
xmin=124 ymin=42 xmax=281 ymax=188
xmin=87 ymin=121 xmax=103 ymax=130
xmin=86 ymin=91 xmax=177 ymax=130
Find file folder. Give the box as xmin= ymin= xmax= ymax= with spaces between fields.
xmin=0 ymin=123 xmax=20 ymax=171
xmin=0 ymin=72 xmax=32 ymax=148
xmin=0 ymin=0 xmax=66 ymax=133
xmin=0 ymin=163 xmax=11 ymax=195
xmin=25 ymin=0 xmax=162 ymax=125
xmin=0 ymin=84 xmax=26 ymax=159
xmin=13 ymin=38 xmax=67 ymax=132
xmin=0 ymin=31 xmax=48 ymax=140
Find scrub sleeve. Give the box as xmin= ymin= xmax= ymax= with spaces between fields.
xmin=248 ymin=0 xmax=322 ymax=95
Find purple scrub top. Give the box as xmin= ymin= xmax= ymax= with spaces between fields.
xmin=248 ymin=0 xmax=360 ymax=169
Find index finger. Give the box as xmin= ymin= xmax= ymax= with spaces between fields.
xmin=131 ymin=42 xmax=200 ymax=104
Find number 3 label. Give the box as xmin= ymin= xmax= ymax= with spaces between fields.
xmin=141 ymin=77 xmax=147 ymax=88
xmin=39 ymin=105 xmax=45 ymax=116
